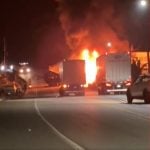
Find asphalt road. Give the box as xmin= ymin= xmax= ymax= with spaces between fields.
xmin=0 ymin=94 xmax=150 ymax=150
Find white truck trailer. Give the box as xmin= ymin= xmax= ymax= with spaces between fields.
xmin=59 ymin=59 xmax=86 ymax=96
xmin=96 ymin=53 xmax=131 ymax=94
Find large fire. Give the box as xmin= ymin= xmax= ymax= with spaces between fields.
xmin=81 ymin=49 xmax=99 ymax=84
xmin=48 ymin=49 xmax=99 ymax=85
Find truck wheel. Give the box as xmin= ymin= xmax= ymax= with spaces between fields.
xmin=59 ymin=92 xmax=64 ymax=97
xmin=59 ymin=88 xmax=64 ymax=97
xmin=16 ymin=89 xmax=24 ymax=99
xmin=98 ymin=89 xmax=106 ymax=95
xmin=126 ymin=89 xmax=133 ymax=104
xmin=98 ymin=89 xmax=101 ymax=95
xmin=1 ymin=92 xmax=7 ymax=101
xmin=143 ymin=90 xmax=150 ymax=104
xmin=79 ymin=92 xmax=85 ymax=96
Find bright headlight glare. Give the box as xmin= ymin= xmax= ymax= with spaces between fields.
xmin=26 ymin=68 xmax=31 ymax=72
xmin=63 ymin=84 xmax=67 ymax=88
xmin=19 ymin=69 xmax=24 ymax=73
xmin=10 ymin=65 xmax=14 ymax=70
xmin=0 ymin=65 xmax=5 ymax=71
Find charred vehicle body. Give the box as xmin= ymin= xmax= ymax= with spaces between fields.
xmin=0 ymin=70 xmax=27 ymax=99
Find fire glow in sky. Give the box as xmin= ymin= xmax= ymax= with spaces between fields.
xmin=81 ymin=49 xmax=99 ymax=84
xmin=0 ymin=1 xmax=149 ymax=68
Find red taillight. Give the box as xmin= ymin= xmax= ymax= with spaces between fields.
xmin=126 ymin=82 xmax=131 ymax=86
xmin=124 ymin=79 xmax=131 ymax=86
xmin=63 ymin=84 xmax=70 ymax=88
xmin=80 ymin=84 xmax=87 ymax=88
xmin=106 ymin=83 xmax=112 ymax=87
xmin=28 ymin=84 xmax=32 ymax=88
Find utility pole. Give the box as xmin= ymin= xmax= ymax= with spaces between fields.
xmin=3 ymin=37 xmax=6 ymax=66
xmin=147 ymin=51 xmax=150 ymax=73
xmin=129 ymin=43 xmax=133 ymax=83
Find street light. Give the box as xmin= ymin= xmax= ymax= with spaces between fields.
xmin=133 ymin=0 xmax=150 ymax=73
xmin=105 ymin=42 xmax=112 ymax=55
xmin=107 ymin=42 xmax=112 ymax=48
xmin=139 ymin=0 xmax=150 ymax=73
xmin=140 ymin=0 xmax=147 ymax=7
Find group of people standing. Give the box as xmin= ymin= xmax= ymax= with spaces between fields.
xmin=131 ymin=59 xmax=147 ymax=82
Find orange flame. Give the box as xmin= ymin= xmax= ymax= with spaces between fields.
xmin=81 ymin=49 xmax=99 ymax=84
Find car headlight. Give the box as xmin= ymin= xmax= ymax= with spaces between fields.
xmin=19 ymin=69 xmax=24 ymax=73
xmin=26 ymin=68 xmax=31 ymax=73
xmin=63 ymin=84 xmax=68 ymax=88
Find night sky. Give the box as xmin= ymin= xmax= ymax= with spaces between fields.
xmin=0 ymin=0 xmax=149 ymax=69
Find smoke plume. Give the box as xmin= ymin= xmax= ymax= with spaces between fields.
xmin=56 ymin=0 xmax=129 ymax=57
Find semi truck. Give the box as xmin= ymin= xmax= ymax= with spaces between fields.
xmin=96 ymin=53 xmax=131 ymax=95
xmin=59 ymin=60 xmax=86 ymax=96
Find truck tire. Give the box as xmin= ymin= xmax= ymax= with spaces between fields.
xmin=16 ymin=89 xmax=24 ymax=99
xmin=1 ymin=91 xmax=7 ymax=101
xmin=98 ymin=89 xmax=101 ymax=95
xmin=98 ymin=88 xmax=107 ymax=95
xmin=126 ymin=89 xmax=133 ymax=104
xmin=59 ymin=88 xmax=64 ymax=97
xmin=143 ymin=90 xmax=150 ymax=104
xmin=78 ymin=92 xmax=85 ymax=96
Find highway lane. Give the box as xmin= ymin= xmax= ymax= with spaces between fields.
xmin=35 ymin=95 xmax=150 ymax=150
xmin=0 ymin=100 xmax=71 ymax=150
xmin=0 ymin=94 xmax=150 ymax=150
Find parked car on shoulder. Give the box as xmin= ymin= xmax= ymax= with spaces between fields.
xmin=126 ymin=74 xmax=150 ymax=104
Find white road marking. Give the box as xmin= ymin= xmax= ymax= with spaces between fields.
xmin=34 ymin=100 xmax=85 ymax=150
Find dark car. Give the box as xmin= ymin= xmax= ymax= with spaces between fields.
xmin=59 ymin=84 xmax=85 ymax=96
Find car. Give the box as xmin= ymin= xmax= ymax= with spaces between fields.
xmin=59 ymin=84 xmax=85 ymax=96
xmin=126 ymin=74 xmax=150 ymax=104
